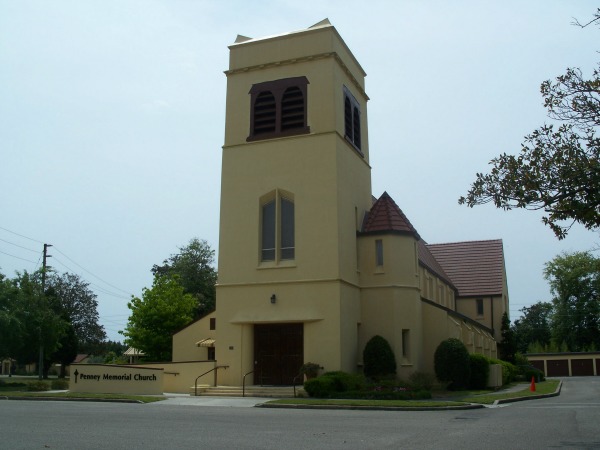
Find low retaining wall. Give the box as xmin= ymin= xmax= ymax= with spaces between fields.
xmin=70 ymin=364 xmax=163 ymax=395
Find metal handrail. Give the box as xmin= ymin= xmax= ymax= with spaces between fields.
xmin=292 ymin=372 xmax=304 ymax=398
xmin=194 ymin=365 xmax=229 ymax=396
xmin=242 ymin=370 xmax=255 ymax=397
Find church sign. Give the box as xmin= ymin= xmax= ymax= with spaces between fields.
xmin=70 ymin=364 xmax=163 ymax=395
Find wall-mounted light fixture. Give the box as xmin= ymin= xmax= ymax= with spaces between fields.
xmin=270 ymin=294 xmax=277 ymax=304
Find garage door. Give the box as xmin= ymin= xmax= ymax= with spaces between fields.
xmin=547 ymin=359 xmax=569 ymax=376
xmin=531 ymin=360 xmax=545 ymax=374
xmin=571 ymin=359 xmax=594 ymax=376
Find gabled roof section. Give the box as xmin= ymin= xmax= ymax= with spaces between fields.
xmin=361 ymin=192 xmax=421 ymax=239
xmin=417 ymin=240 xmax=456 ymax=290
xmin=426 ymin=240 xmax=506 ymax=298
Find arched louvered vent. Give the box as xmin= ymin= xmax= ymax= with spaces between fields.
xmin=247 ymin=77 xmax=309 ymax=142
xmin=253 ymin=91 xmax=276 ymax=135
xmin=281 ymin=87 xmax=304 ymax=131
xmin=353 ymin=106 xmax=361 ymax=150
xmin=344 ymin=96 xmax=352 ymax=139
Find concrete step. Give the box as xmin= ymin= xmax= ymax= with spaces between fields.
xmin=190 ymin=385 xmax=304 ymax=398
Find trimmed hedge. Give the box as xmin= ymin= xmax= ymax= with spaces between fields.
xmin=51 ymin=379 xmax=70 ymax=390
xmin=488 ymin=358 xmax=518 ymax=385
xmin=468 ymin=353 xmax=490 ymax=389
xmin=363 ymin=335 xmax=397 ymax=379
xmin=304 ymin=371 xmax=366 ymax=398
xmin=303 ymin=371 xmax=432 ymax=399
xmin=434 ymin=338 xmax=471 ymax=390
xmin=26 ymin=381 xmax=50 ymax=392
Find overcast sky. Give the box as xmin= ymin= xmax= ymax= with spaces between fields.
xmin=1 ymin=0 xmax=598 ymax=342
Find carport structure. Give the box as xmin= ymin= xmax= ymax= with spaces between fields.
xmin=527 ymin=352 xmax=600 ymax=377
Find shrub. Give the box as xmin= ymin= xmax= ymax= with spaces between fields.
xmin=51 ymin=379 xmax=70 ymax=390
xmin=468 ymin=354 xmax=490 ymax=389
xmin=303 ymin=371 xmax=366 ymax=398
xmin=27 ymin=381 xmax=50 ymax=392
xmin=488 ymin=358 xmax=519 ymax=385
xmin=521 ymin=366 xmax=545 ymax=382
xmin=434 ymin=338 xmax=471 ymax=390
xmin=408 ymin=372 xmax=435 ymax=391
xmin=363 ymin=335 xmax=397 ymax=379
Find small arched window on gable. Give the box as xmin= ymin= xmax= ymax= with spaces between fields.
xmin=343 ymin=85 xmax=362 ymax=155
xmin=248 ymin=77 xmax=310 ymax=141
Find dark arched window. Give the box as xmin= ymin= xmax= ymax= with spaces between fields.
xmin=343 ymin=86 xmax=362 ymax=154
xmin=248 ymin=77 xmax=309 ymax=141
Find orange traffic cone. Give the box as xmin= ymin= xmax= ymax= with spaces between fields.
xmin=530 ymin=376 xmax=536 ymax=392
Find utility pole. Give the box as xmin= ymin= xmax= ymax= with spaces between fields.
xmin=38 ymin=243 xmax=52 ymax=380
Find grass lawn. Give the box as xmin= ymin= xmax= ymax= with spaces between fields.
xmin=265 ymin=380 xmax=561 ymax=408
xmin=267 ymin=398 xmax=469 ymax=408
xmin=0 ymin=377 xmax=165 ymax=403
xmin=460 ymin=380 xmax=560 ymax=404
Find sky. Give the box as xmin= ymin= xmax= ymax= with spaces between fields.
xmin=1 ymin=0 xmax=598 ymax=342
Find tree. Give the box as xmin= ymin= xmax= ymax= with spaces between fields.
xmin=498 ymin=312 xmax=517 ymax=363
xmin=434 ymin=338 xmax=471 ymax=390
xmin=11 ymin=271 xmax=66 ymax=376
xmin=152 ymin=238 xmax=217 ymax=318
xmin=121 ymin=274 xmax=197 ymax=361
xmin=46 ymin=272 xmax=106 ymax=353
xmin=512 ymin=302 xmax=553 ymax=353
xmin=544 ymin=251 xmax=600 ymax=351
xmin=363 ymin=335 xmax=397 ymax=379
xmin=0 ymin=273 xmax=23 ymax=360
xmin=459 ymin=9 xmax=600 ymax=239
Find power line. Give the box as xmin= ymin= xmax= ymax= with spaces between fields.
xmin=0 ymin=225 xmax=44 ymax=244
xmin=53 ymin=247 xmax=133 ymax=296
xmin=51 ymin=256 xmax=131 ymax=300
xmin=0 ymin=238 xmax=39 ymax=253
xmin=0 ymin=249 xmax=39 ymax=265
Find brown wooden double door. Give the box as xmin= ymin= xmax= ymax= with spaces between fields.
xmin=254 ymin=323 xmax=303 ymax=385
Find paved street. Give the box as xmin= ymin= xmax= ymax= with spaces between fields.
xmin=1 ymin=377 xmax=599 ymax=449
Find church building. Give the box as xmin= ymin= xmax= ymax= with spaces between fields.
xmin=172 ymin=20 xmax=509 ymax=386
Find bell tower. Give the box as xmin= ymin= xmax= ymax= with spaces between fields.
xmin=216 ymin=20 xmax=373 ymax=385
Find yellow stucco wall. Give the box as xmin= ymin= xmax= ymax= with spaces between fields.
xmin=169 ymin=21 xmax=504 ymax=387
xmin=138 ymin=361 xmax=219 ymax=393
xmin=69 ymin=364 xmax=163 ymax=395
xmin=172 ymin=311 xmax=216 ymax=362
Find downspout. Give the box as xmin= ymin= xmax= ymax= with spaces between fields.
xmin=490 ymin=296 xmax=495 ymax=338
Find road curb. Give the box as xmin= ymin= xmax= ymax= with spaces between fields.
xmin=495 ymin=379 xmax=563 ymax=405
xmin=256 ymin=402 xmax=485 ymax=411
xmin=0 ymin=396 xmax=143 ymax=404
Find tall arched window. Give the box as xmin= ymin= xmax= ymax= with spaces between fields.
xmin=261 ymin=191 xmax=295 ymax=262
xmin=343 ymin=85 xmax=362 ymax=153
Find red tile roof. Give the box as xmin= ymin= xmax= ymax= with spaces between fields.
xmin=417 ymin=240 xmax=456 ymax=290
xmin=362 ymin=192 xmax=421 ymax=239
xmin=426 ymin=240 xmax=505 ymax=297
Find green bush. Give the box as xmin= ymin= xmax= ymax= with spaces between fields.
xmin=51 ymin=379 xmax=70 ymax=390
xmin=489 ymin=358 xmax=519 ymax=385
xmin=522 ymin=366 xmax=545 ymax=382
xmin=26 ymin=381 xmax=50 ymax=392
xmin=337 ymin=389 xmax=432 ymax=401
xmin=434 ymin=338 xmax=471 ymax=390
xmin=408 ymin=372 xmax=435 ymax=391
xmin=468 ymin=354 xmax=490 ymax=389
xmin=363 ymin=335 xmax=397 ymax=379
xmin=303 ymin=372 xmax=366 ymax=398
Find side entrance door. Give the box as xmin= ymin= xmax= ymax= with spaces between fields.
xmin=254 ymin=323 xmax=303 ymax=385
